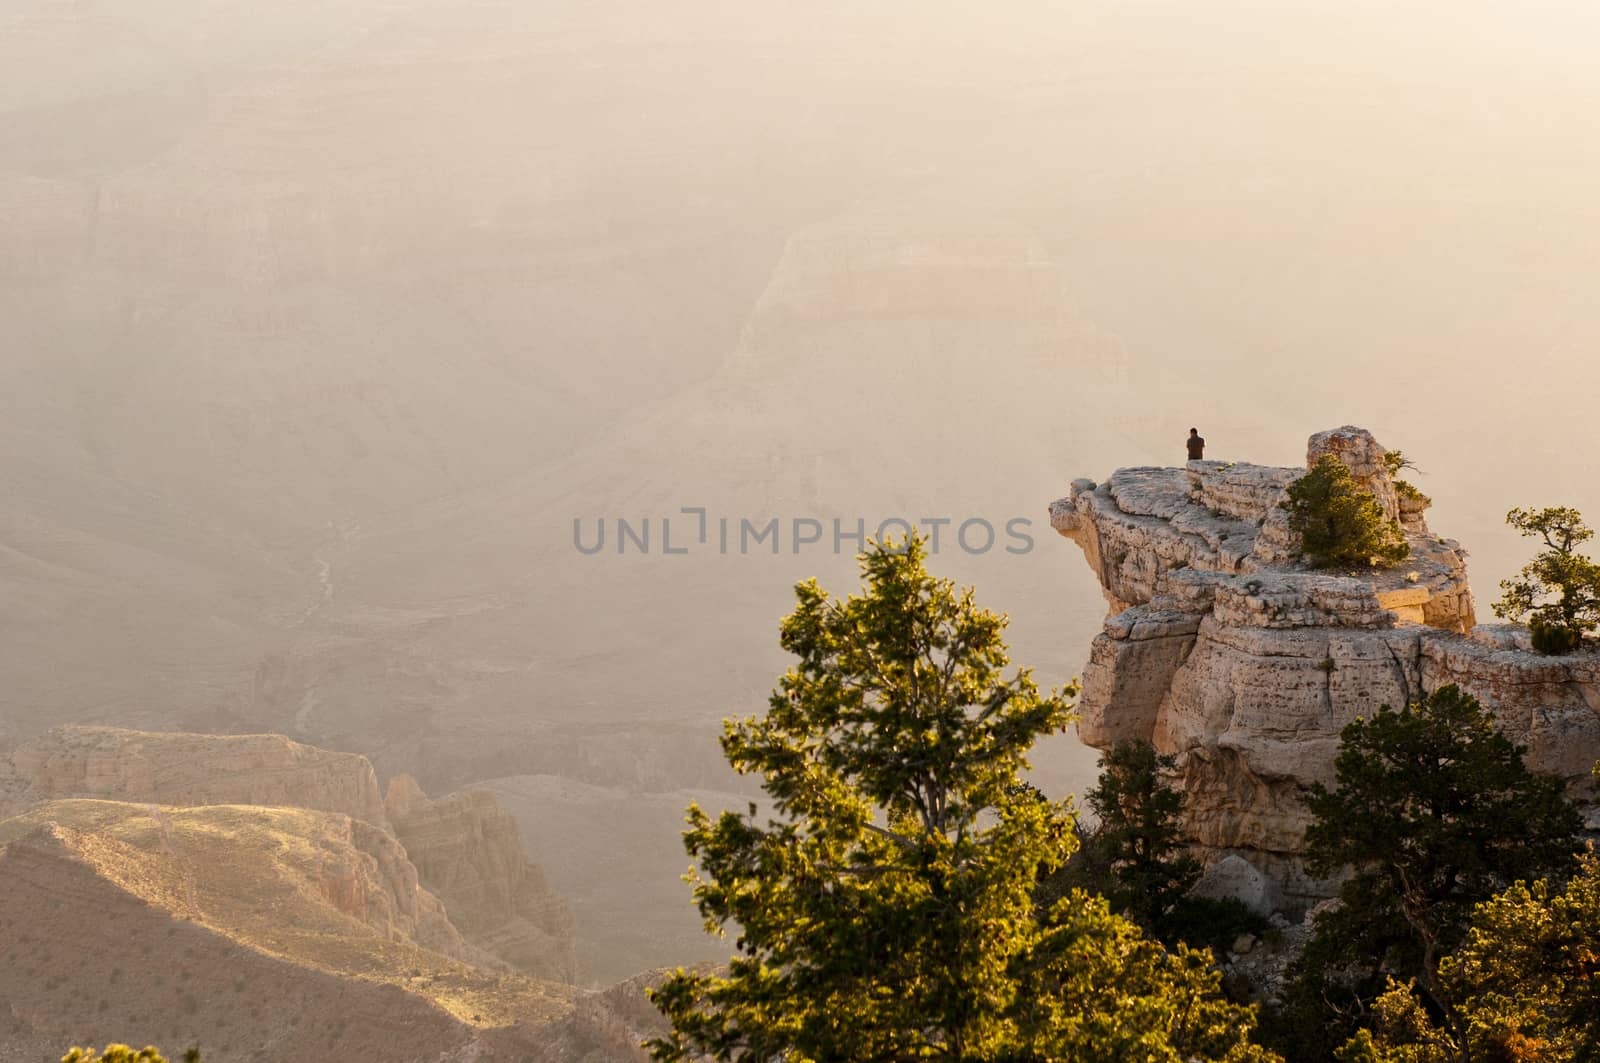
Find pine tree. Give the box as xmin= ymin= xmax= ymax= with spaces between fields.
xmin=647 ymin=536 xmax=1278 ymax=1062
xmin=1086 ymin=741 xmax=1201 ymax=929
xmin=1270 ymin=686 xmax=1583 ymax=1060
xmin=1493 ymin=506 xmax=1600 ymax=654
xmin=1340 ymin=852 xmax=1600 ymax=1062
xmin=1283 ymin=455 xmax=1410 ymax=569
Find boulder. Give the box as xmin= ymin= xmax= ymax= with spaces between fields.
xmin=1191 ymin=854 xmax=1283 ymax=916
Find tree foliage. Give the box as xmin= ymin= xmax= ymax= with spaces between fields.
xmin=1335 ymin=983 xmax=1458 ymax=1063
xmin=1283 ymin=455 xmax=1410 ymax=569
xmin=1493 ymin=507 xmax=1600 ymax=654
xmin=1085 ymin=740 xmax=1200 ymax=928
xmin=1029 ymin=808 xmax=1113 ymax=918
xmin=1269 ymin=686 xmax=1583 ymax=1060
xmin=646 ymin=536 xmax=1278 ymax=1062
xmin=1037 ymin=743 xmax=1264 ymax=956
xmin=63 ymin=1048 xmax=199 ymax=1063
xmin=1337 ymin=852 xmax=1600 ymax=1063
xmin=1383 ymin=450 xmax=1432 ymax=510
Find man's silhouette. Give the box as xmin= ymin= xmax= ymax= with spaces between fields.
xmin=1187 ymin=428 xmax=1205 ymax=461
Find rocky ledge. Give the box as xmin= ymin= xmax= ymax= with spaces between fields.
xmin=1052 ymin=426 xmax=1600 ymax=908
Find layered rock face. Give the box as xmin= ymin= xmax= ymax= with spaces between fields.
xmin=1 ymin=799 xmax=478 ymax=964
xmin=8 ymin=726 xmax=387 ymax=824
xmin=387 ymin=774 xmax=579 ymax=983
xmin=1052 ymin=427 xmax=1600 ymax=906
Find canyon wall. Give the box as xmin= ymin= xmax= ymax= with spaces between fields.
xmin=387 ymin=774 xmax=579 ymax=983
xmin=1052 ymin=427 xmax=1600 ymax=906
xmin=0 ymin=726 xmax=578 ymax=982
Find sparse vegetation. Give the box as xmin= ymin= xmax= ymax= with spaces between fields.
xmin=62 ymin=1047 xmax=199 ymax=1063
xmin=1283 ymin=455 xmax=1410 ymax=569
xmin=647 ymin=536 xmax=1278 ymax=1062
xmin=1494 ymin=506 xmax=1600 ymax=654
xmin=1383 ymin=450 xmax=1432 ymax=509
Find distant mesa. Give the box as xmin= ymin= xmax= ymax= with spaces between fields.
xmin=727 ymin=205 xmax=1128 ymax=389
xmin=7 ymin=726 xmax=387 ymax=825
xmin=0 ymin=810 xmax=536 ymax=1060
xmin=1052 ymin=426 xmax=1600 ymax=908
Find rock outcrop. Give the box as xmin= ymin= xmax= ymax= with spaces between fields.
xmin=387 ymin=774 xmax=579 ymax=983
xmin=1053 ymin=427 xmax=1600 ymax=906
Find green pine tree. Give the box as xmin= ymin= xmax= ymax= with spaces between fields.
xmin=1283 ymin=455 xmax=1410 ymax=569
xmin=1269 ymin=686 xmax=1583 ymax=1060
xmin=647 ymin=536 xmax=1278 ymax=1062
xmin=1493 ymin=506 xmax=1600 ymax=654
xmin=1046 ymin=741 xmax=1263 ymax=955
xmin=1339 ymin=851 xmax=1600 ymax=1063
xmin=1085 ymin=741 xmax=1200 ymax=928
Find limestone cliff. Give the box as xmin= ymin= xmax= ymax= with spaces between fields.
xmin=1052 ymin=427 xmax=1600 ymax=907
xmin=387 ymin=774 xmax=579 ymax=984
xmin=7 ymin=726 xmax=388 ymax=825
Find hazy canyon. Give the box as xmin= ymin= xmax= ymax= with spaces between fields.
xmin=6 ymin=0 xmax=1600 ymax=1010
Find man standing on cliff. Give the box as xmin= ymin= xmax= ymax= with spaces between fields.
xmin=1187 ymin=428 xmax=1206 ymax=461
